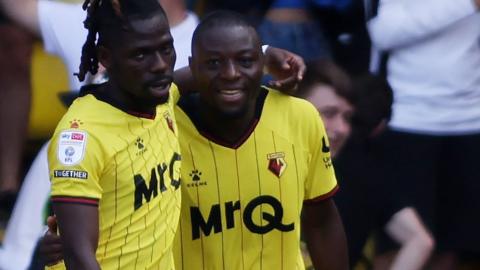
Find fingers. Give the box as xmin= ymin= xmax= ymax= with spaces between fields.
xmin=285 ymin=56 xmax=305 ymax=81
xmin=45 ymin=254 xmax=64 ymax=266
xmin=267 ymin=77 xmax=299 ymax=94
xmin=38 ymin=233 xmax=64 ymax=266
xmin=268 ymin=57 xmax=304 ymax=91
xmin=47 ymin=215 xmax=58 ymax=233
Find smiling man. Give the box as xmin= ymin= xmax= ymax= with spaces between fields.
xmin=35 ymin=8 xmax=345 ymax=270
xmin=173 ymin=11 xmax=348 ymax=270
xmin=46 ymin=0 xmax=181 ymax=269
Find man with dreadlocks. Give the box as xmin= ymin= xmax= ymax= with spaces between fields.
xmin=39 ymin=9 xmax=348 ymax=270
xmin=46 ymin=0 xmax=182 ymax=268
xmin=0 ymin=0 xmax=306 ymax=268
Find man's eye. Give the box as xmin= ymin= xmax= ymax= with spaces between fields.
xmin=162 ymin=46 xmax=173 ymax=55
xmin=134 ymin=52 xmax=145 ymax=61
xmin=320 ymin=109 xmax=336 ymax=119
xmin=238 ymin=58 xmax=253 ymax=67
xmin=206 ymin=59 xmax=220 ymax=67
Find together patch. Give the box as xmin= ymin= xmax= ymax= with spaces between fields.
xmin=54 ymin=170 xmax=89 ymax=180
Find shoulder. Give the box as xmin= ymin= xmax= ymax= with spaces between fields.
xmin=265 ymin=88 xmax=320 ymax=119
xmin=53 ymin=94 xmax=109 ymax=136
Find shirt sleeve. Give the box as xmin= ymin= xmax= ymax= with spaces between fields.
xmin=38 ymin=1 xmax=87 ymax=90
xmin=48 ymin=128 xmax=104 ymax=205
xmin=303 ymin=104 xmax=338 ymax=202
xmin=368 ymin=0 xmax=477 ymax=50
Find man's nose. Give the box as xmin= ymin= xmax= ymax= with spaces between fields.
xmin=336 ymin=117 xmax=351 ymax=136
xmin=151 ymin=51 xmax=168 ymax=73
xmin=220 ymin=60 xmax=240 ymax=80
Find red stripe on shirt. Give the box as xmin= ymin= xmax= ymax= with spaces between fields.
xmin=304 ymin=185 xmax=339 ymax=204
xmin=51 ymin=196 xmax=99 ymax=206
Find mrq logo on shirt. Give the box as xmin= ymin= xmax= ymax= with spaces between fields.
xmin=190 ymin=195 xmax=295 ymax=239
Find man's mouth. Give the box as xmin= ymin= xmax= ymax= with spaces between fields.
xmin=148 ymin=79 xmax=172 ymax=97
xmin=218 ymin=89 xmax=244 ymax=102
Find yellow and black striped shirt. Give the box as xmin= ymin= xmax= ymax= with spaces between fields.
xmin=47 ymin=85 xmax=182 ymax=269
xmin=173 ymin=88 xmax=338 ymax=270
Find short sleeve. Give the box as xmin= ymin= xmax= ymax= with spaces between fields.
xmin=303 ymin=106 xmax=338 ymax=202
xmin=48 ymin=128 xmax=104 ymax=205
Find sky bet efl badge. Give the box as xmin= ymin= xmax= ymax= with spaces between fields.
xmin=57 ymin=131 xmax=87 ymax=166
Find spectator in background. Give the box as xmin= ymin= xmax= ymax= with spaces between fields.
xmin=314 ymin=0 xmax=378 ymax=75
xmin=258 ymin=0 xmax=352 ymax=63
xmin=0 ymin=11 xmax=32 ymax=213
xmin=368 ymin=0 xmax=480 ymax=268
xmin=196 ymin=0 xmax=272 ymax=25
xmin=296 ymin=60 xmax=434 ymax=270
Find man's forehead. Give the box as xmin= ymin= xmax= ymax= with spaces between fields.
xmin=127 ymin=13 xmax=170 ymax=35
xmin=196 ymin=26 xmax=260 ymax=51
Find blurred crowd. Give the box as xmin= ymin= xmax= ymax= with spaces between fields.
xmin=0 ymin=0 xmax=479 ymax=269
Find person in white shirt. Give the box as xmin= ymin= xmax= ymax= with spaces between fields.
xmin=368 ymin=0 xmax=480 ymax=268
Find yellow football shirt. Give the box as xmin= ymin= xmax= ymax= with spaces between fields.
xmin=47 ymin=84 xmax=181 ymax=269
xmin=173 ymin=88 xmax=338 ymax=270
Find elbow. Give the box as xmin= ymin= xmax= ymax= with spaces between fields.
xmin=405 ymin=230 xmax=435 ymax=260
xmin=417 ymin=232 xmax=435 ymax=256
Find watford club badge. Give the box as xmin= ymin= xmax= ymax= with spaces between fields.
xmin=163 ymin=112 xmax=175 ymax=133
xmin=267 ymin=152 xmax=287 ymax=178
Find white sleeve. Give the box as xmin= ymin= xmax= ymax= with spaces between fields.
xmin=38 ymin=0 xmax=87 ymax=90
xmin=367 ymin=0 xmax=478 ymax=50
xmin=0 ymin=143 xmax=51 ymax=270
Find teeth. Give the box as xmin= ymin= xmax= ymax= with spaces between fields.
xmin=220 ymin=89 xmax=241 ymax=95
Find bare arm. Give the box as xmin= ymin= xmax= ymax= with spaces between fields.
xmin=0 ymin=0 xmax=40 ymax=36
xmin=386 ymin=207 xmax=435 ymax=270
xmin=52 ymin=203 xmax=100 ymax=270
xmin=368 ymin=0 xmax=479 ymax=50
xmin=173 ymin=66 xmax=195 ymax=96
xmin=302 ymin=198 xmax=348 ymax=270
xmin=263 ymin=46 xmax=305 ymax=93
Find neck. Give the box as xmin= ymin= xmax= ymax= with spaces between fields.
xmin=102 ymin=81 xmax=157 ymax=117
xmin=199 ymin=103 xmax=257 ymax=145
xmin=160 ymin=0 xmax=187 ymax=27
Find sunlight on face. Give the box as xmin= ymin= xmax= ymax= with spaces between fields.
xmin=305 ymin=84 xmax=354 ymax=158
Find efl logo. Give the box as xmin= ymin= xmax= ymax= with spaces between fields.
xmin=57 ymin=131 xmax=87 ymax=166
xmin=71 ymin=133 xmax=84 ymax=141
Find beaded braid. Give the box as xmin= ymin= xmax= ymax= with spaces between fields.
xmin=76 ymin=0 xmax=101 ymax=82
xmin=76 ymin=0 xmax=126 ymax=82
xmin=75 ymin=0 xmax=166 ymax=82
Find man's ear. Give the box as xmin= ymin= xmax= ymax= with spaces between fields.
xmin=97 ymin=46 xmax=112 ymax=69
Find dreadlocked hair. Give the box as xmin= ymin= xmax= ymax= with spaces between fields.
xmin=76 ymin=0 xmax=167 ymax=82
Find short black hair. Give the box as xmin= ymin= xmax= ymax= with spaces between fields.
xmin=296 ymin=59 xmax=355 ymax=105
xmin=191 ymin=10 xmax=258 ymax=54
xmin=77 ymin=0 xmax=167 ymax=82
xmin=351 ymin=74 xmax=393 ymax=138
